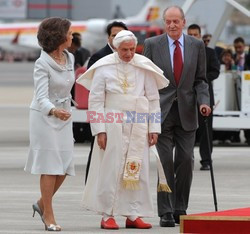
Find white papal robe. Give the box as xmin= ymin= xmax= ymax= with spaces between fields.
xmin=78 ymin=52 xmax=169 ymax=217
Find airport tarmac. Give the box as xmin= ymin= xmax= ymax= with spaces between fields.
xmin=1 ymin=62 xmax=250 ymax=233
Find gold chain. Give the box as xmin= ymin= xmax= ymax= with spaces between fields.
xmin=50 ymin=52 xmax=65 ymax=65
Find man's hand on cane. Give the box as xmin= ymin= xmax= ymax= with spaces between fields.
xmin=200 ymin=104 xmax=211 ymax=116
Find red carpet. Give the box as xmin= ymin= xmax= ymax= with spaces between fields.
xmin=180 ymin=207 xmax=250 ymax=234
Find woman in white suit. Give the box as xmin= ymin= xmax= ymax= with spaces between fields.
xmin=24 ymin=17 xmax=75 ymax=231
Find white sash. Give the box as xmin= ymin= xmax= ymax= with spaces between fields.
xmin=105 ymin=93 xmax=171 ymax=193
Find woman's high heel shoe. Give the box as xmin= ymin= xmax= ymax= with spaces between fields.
xmin=32 ymin=202 xmax=44 ymax=223
xmin=45 ymin=223 xmax=61 ymax=231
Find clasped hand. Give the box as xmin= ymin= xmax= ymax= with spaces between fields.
xmin=53 ymin=108 xmax=71 ymax=121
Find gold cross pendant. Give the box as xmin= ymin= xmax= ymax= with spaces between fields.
xmin=120 ymin=76 xmax=130 ymax=94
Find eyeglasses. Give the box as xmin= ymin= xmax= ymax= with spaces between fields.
xmin=203 ymin=39 xmax=210 ymax=43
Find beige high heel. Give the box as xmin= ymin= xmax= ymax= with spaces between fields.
xmin=45 ymin=223 xmax=61 ymax=231
xmin=32 ymin=201 xmax=44 ymax=223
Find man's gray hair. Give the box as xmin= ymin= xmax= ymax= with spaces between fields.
xmin=162 ymin=5 xmax=185 ymax=21
xmin=113 ymin=30 xmax=138 ymax=49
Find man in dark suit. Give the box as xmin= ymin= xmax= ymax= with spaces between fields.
xmin=202 ymin=34 xmax=224 ymax=61
xmin=72 ymin=32 xmax=90 ymax=69
xmin=187 ymin=24 xmax=220 ymax=171
xmin=233 ymin=37 xmax=250 ymax=144
xmin=233 ymin=37 xmax=248 ymax=71
xmin=143 ymin=6 xmax=211 ymax=227
xmin=85 ymin=21 xmax=128 ymax=183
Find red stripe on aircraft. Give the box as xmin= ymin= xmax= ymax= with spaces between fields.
xmin=28 ymin=4 xmax=72 ymax=9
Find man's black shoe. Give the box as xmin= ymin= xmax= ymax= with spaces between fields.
xmin=159 ymin=213 xmax=175 ymax=227
xmin=173 ymin=210 xmax=187 ymax=224
xmin=200 ymin=164 xmax=210 ymax=171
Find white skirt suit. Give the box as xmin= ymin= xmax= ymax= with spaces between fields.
xmin=24 ymin=50 xmax=75 ymax=176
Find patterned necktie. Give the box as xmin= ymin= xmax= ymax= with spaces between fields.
xmin=173 ymin=40 xmax=183 ymax=85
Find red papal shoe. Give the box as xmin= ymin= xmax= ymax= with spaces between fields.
xmin=126 ymin=217 xmax=152 ymax=229
xmin=101 ymin=218 xmax=119 ymax=230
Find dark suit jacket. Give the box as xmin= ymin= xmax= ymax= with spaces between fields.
xmin=143 ymin=34 xmax=210 ymax=131
xmin=205 ymin=47 xmax=220 ymax=106
xmin=75 ymin=47 xmax=90 ymax=68
xmin=87 ymin=44 xmax=113 ymax=69
xmin=245 ymin=53 xmax=250 ymax=70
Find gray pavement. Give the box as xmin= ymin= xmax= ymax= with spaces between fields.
xmin=1 ymin=62 xmax=250 ymax=233
xmin=1 ymin=138 xmax=250 ymax=234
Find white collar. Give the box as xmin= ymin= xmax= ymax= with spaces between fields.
xmin=167 ymin=34 xmax=184 ymax=47
xmin=108 ymin=43 xmax=115 ymax=52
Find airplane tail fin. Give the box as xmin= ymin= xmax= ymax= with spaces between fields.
xmin=146 ymin=7 xmax=161 ymax=22
xmin=12 ymin=31 xmax=20 ymax=44
xmin=124 ymin=0 xmax=169 ymax=25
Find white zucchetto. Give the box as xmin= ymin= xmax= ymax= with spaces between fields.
xmin=113 ymin=30 xmax=138 ymax=49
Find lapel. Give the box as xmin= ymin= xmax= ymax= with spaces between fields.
xmin=158 ymin=34 xmax=175 ymax=85
xmin=178 ymin=34 xmax=194 ymax=87
xmin=104 ymin=44 xmax=113 ymax=55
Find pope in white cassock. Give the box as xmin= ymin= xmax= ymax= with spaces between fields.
xmin=76 ymin=30 xmax=170 ymax=230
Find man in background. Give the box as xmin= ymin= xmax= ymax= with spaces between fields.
xmin=233 ymin=37 xmax=250 ymax=144
xmin=202 ymin=33 xmax=212 ymax=47
xmin=203 ymin=34 xmax=223 ymax=60
xmin=233 ymin=37 xmax=248 ymax=71
xmin=187 ymin=24 xmax=220 ymax=171
xmin=85 ymin=21 xmax=128 ymax=183
xmin=68 ymin=32 xmax=90 ymax=102
xmin=68 ymin=32 xmax=90 ymax=69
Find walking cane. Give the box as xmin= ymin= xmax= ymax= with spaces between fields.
xmin=202 ymin=108 xmax=218 ymax=212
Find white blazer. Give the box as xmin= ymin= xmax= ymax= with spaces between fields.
xmin=30 ymin=49 xmax=75 ymax=129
